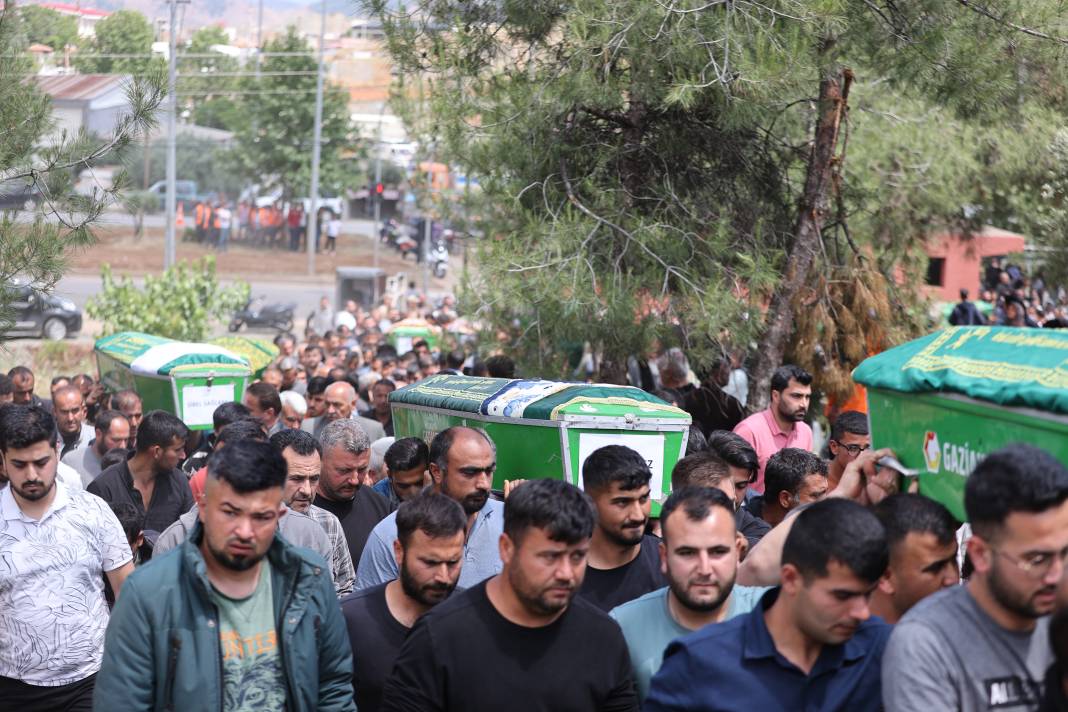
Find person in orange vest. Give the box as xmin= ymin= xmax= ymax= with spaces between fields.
xmin=194 ymin=201 xmax=207 ymax=243
xmin=257 ymin=205 xmax=270 ymax=247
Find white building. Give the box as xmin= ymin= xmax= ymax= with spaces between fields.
xmin=37 ymin=2 xmax=110 ymax=39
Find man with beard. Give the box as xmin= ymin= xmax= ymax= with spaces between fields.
xmin=0 ymin=406 xmax=133 ymax=710
xmin=744 ymin=447 xmax=828 ymax=528
xmin=884 ymin=444 xmax=1068 ymax=711
xmin=356 ymin=426 xmax=504 ymax=590
xmin=93 ymin=440 xmax=355 ymax=712
xmin=379 ymin=478 xmax=639 ymax=712
xmin=611 ymin=487 xmax=769 ymax=700
xmin=733 ymin=364 xmax=813 ymax=494
xmin=313 ymin=419 xmax=389 ymax=565
xmin=646 ymin=499 xmax=891 ymax=711
xmin=577 ymin=445 xmax=667 ymax=611
xmin=271 ymin=429 xmax=355 ymax=595
xmin=61 ymin=409 xmax=130 ymax=486
xmin=342 ymin=493 xmax=465 ymax=712
xmin=112 ymin=390 xmax=143 ymax=450
xmin=53 ymin=386 xmax=94 ymax=458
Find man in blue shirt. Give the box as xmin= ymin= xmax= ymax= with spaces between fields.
xmin=357 ymin=426 xmax=504 ymax=589
xmin=610 ymin=486 xmax=768 ymax=700
xmin=645 ymin=498 xmax=891 ymax=711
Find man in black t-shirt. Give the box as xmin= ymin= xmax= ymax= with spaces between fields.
xmin=577 ymin=445 xmax=667 ymax=611
xmin=380 ymin=478 xmax=639 ymax=712
xmin=342 ymin=492 xmax=465 ymax=712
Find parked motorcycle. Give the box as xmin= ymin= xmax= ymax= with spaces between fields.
xmin=430 ymin=240 xmax=449 ymax=279
xmin=229 ymin=297 xmax=296 ymax=332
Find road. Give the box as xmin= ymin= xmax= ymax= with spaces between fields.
xmin=53 ymin=210 xmax=378 ymax=236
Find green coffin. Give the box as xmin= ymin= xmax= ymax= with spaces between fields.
xmin=853 ymin=326 xmax=1068 ymax=521
xmin=390 ymin=375 xmax=691 ymax=514
xmin=95 ymin=332 xmax=251 ymax=430
xmin=209 ymin=336 xmax=279 ymax=379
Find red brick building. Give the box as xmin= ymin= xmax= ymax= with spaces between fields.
xmin=924 ymin=226 xmax=1026 ymax=301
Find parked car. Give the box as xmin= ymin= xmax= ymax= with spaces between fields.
xmin=147 ymin=180 xmax=203 ymax=212
xmin=0 ymin=178 xmax=43 ymax=211
xmin=6 ymin=280 xmax=82 ymax=340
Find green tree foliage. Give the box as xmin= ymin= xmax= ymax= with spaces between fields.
xmin=125 ymin=135 xmax=244 ymax=200
xmin=1 ymin=0 xmax=164 ymax=337
xmin=367 ymin=0 xmax=1068 ymax=402
xmin=182 ymin=26 xmax=243 ymax=131
xmin=86 ymin=258 xmax=250 ymax=341
xmin=76 ymin=9 xmax=160 ymax=75
xmin=18 ymin=4 xmax=78 ymax=52
xmin=228 ymin=27 xmax=359 ymax=198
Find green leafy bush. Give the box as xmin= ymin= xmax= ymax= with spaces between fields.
xmin=86 ymin=257 xmax=249 ymax=342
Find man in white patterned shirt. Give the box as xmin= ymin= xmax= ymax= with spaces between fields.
xmin=270 ymin=428 xmax=356 ymax=595
xmin=0 ymin=404 xmax=133 ymax=711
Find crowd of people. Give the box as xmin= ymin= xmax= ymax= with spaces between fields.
xmin=190 ymin=199 xmax=342 ymax=255
xmin=950 ymin=257 xmax=1068 ymax=328
xmin=2 ymin=311 xmax=1068 ymax=711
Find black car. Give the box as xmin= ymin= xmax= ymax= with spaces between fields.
xmin=0 ymin=179 xmax=43 ymax=211
xmin=8 ymin=282 xmax=82 ymax=340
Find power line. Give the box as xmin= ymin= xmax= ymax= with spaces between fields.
xmin=177 ymin=70 xmax=320 ymax=78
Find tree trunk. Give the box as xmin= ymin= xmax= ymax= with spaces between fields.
xmin=748 ymin=66 xmax=853 ymax=412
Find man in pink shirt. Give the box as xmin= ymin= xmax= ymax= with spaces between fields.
xmin=733 ymin=364 xmax=813 ymax=494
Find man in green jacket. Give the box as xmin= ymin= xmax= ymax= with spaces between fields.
xmin=93 ymin=440 xmax=355 ymax=712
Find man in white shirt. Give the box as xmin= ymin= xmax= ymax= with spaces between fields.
xmin=0 ymin=405 xmax=133 ymax=710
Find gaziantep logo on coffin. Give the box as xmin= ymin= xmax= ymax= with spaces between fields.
xmin=923 ymin=431 xmax=941 ymax=472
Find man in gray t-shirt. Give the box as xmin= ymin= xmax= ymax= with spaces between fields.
xmin=883 ymin=444 xmax=1068 ymax=712
xmin=883 ymin=585 xmax=1050 ymax=710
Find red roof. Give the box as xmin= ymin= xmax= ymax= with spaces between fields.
xmin=35 ymin=74 xmax=125 ymax=101
xmin=39 ymin=2 xmax=110 ymax=17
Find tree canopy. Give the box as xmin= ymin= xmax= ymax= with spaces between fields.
xmin=17 ymin=4 xmax=78 ymax=52
xmin=76 ymin=9 xmax=161 ymax=75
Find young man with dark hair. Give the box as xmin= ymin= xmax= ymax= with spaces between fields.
xmin=671 ymin=449 xmax=771 ymax=549
xmin=111 ymin=390 xmax=143 ymax=450
xmin=706 ymin=430 xmax=760 ymax=509
xmin=87 ymin=410 xmax=193 ymax=536
xmin=305 ymin=375 xmax=330 ymax=418
xmin=243 ymin=381 xmax=284 ymax=435
xmin=578 ymin=444 xmax=668 ymax=611
xmin=746 ymin=447 xmax=828 ymax=527
xmin=271 ymin=428 xmax=355 ymax=595
xmin=483 ymin=354 xmax=516 ymax=379
xmin=343 ymin=492 xmax=466 ymax=712
xmin=884 ymin=444 xmax=1068 ymax=711
xmin=732 ymin=363 xmax=813 ymax=493
xmin=181 ymin=401 xmax=252 ymax=476
xmin=380 ymin=478 xmax=639 ymax=711
xmin=827 ymin=410 xmax=870 ymax=490
xmin=646 ymin=498 xmax=891 ymax=711
xmin=683 ymin=358 xmax=746 ymax=438
xmin=611 ymin=487 xmax=769 ymax=700
xmin=93 ymin=441 xmax=356 ymax=711
xmin=358 ymin=426 xmax=503 ymax=590
xmin=870 ymin=494 xmax=959 ymax=624
xmin=0 ymin=405 xmax=133 ymax=710
xmin=189 ymin=418 xmax=267 ymax=501
xmin=363 ymin=378 xmax=397 ymax=436
xmin=62 ymin=409 xmax=130 ymax=486
xmin=372 ymin=436 xmax=430 ymax=511
xmin=0 ymin=373 xmax=14 ymax=404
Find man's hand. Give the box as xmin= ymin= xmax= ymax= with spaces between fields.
xmin=828 ymin=447 xmax=899 ymax=506
xmin=503 ymin=479 xmax=527 ymax=499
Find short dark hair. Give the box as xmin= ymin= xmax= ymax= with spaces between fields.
xmin=428 ymin=426 xmax=494 ymax=473
xmin=0 ymin=375 xmax=12 ymax=396
xmin=686 ymin=426 xmax=707 ymax=455
xmin=213 ymin=401 xmax=252 ymax=431
xmin=373 ymin=378 xmax=397 ymax=393
xmin=706 ymin=430 xmax=759 ymax=474
xmin=217 ymin=419 xmax=268 ymax=446
xmin=207 ymin=439 xmax=287 ymax=493
xmin=134 ymin=411 xmax=190 ymax=453
xmin=504 ymin=478 xmax=595 ymax=546
xmin=764 ymin=448 xmax=827 ymax=501
xmin=7 ymin=365 xmax=32 ymax=380
xmin=306 ymin=376 xmax=329 ymax=397
xmin=51 ymin=375 xmax=70 ymax=387
xmin=770 ymin=364 xmax=812 ymax=393
xmin=100 ymin=448 xmax=130 ymax=471
xmin=583 ymin=445 xmax=652 ymax=493
xmin=245 ymin=382 xmax=282 ymax=417
xmin=484 ymin=354 xmax=515 ymax=379
xmin=396 ymin=492 xmax=467 ymax=548
xmin=270 ymin=428 xmax=321 ymax=457
xmin=671 ymin=451 xmax=729 ymax=490
xmin=112 ymin=390 xmax=142 ymax=411
xmin=782 ymin=498 xmax=888 ymax=583
xmin=386 ymin=437 xmax=429 ymax=473
xmin=109 ymin=502 xmax=144 ymax=544
xmin=660 ymin=486 xmax=736 ymax=542
xmin=831 ymin=410 xmax=869 ymax=441
xmin=446 ymin=350 xmax=465 ymax=369
xmin=94 ymin=409 xmax=128 ymax=433
xmin=873 ymin=494 xmax=958 ymax=556
xmin=965 ymin=444 xmax=1068 ymax=538
xmin=0 ymin=405 xmax=57 ymax=451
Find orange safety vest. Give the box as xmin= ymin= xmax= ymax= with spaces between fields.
xmin=195 ymin=203 xmax=206 ymax=228
xmin=212 ymin=208 xmax=221 ymax=229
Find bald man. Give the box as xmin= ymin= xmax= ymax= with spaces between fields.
xmin=53 ymin=386 xmax=94 ymax=458
xmin=303 ymin=380 xmax=386 ymax=442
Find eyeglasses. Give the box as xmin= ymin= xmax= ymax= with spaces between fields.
xmin=832 ymin=440 xmax=870 ymax=456
xmin=993 ymin=546 xmax=1068 ymax=579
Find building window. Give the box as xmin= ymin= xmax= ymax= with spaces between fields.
xmin=926 ymin=257 xmax=946 ymax=287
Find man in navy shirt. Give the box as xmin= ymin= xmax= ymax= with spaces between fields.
xmin=645 ymin=498 xmax=891 ymax=711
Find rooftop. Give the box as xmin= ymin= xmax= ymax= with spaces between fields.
xmin=36 ymin=73 xmax=125 ymax=101
xmin=39 ymin=2 xmax=110 ymax=17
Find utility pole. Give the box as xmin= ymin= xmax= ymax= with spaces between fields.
xmin=306 ymin=0 xmax=326 ymax=276
xmin=255 ymin=0 xmax=264 ymax=77
xmin=372 ymin=101 xmax=385 ymax=297
xmin=421 ymin=155 xmax=432 ymax=295
xmin=164 ymin=0 xmax=187 ymax=269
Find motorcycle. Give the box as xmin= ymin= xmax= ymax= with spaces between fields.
xmin=430 ymin=240 xmax=449 ymax=279
xmin=229 ymin=297 xmax=296 ymax=332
